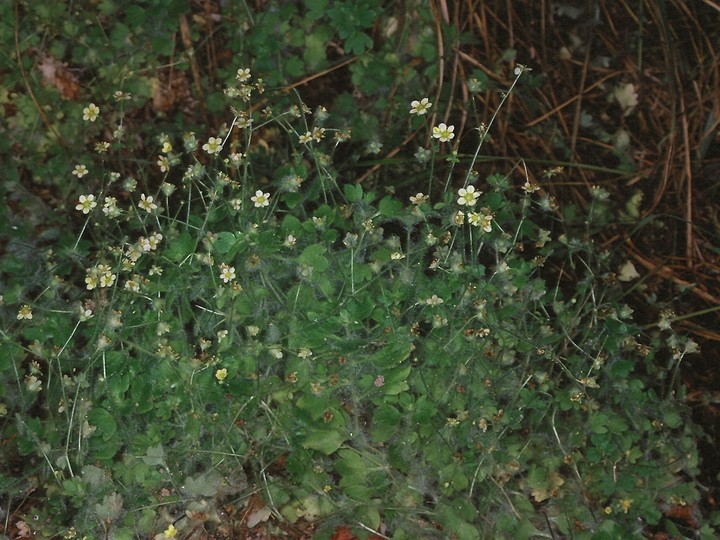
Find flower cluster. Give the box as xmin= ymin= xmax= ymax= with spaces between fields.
xmin=468 ymin=211 xmax=493 ymax=232
xmin=85 ymin=264 xmax=117 ymax=290
xmin=124 ymin=232 xmax=163 ymax=269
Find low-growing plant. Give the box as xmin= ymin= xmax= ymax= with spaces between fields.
xmin=0 ymin=60 xmax=714 ymax=540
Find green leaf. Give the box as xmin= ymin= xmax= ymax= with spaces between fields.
xmin=282 ymin=192 xmax=303 ymax=209
xmin=87 ymin=407 xmax=117 ymax=441
xmin=0 ymin=342 xmax=14 ymax=372
xmin=370 ymin=333 xmax=412 ymax=367
xmin=305 ymin=0 xmax=328 ymax=20
xmin=296 ymin=392 xmax=328 ymax=419
xmin=130 ymin=378 xmax=154 ymax=413
xmin=346 ymin=296 xmax=374 ymax=321
xmin=285 ymin=55 xmax=306 ymax=78
xmin=125 ymin=5 xmax=147 ymax=26
xmin=141 ymin=444 xmax=165 ymax=466
xmin=439 ymin=463 xmax=469 ymax=493
xmin=282 ymin=214 xmax=302 ymax=236
xmin=182 ymin=471 xmax=224 ymax=498
xmin=359 ymin=505 xmax=381 ymax=530
xmin=301 ymin=428 xmax=346 ymax=455
xmin=371 ymin=404 xmax=401 ymax=442
xmin=94 ymin=492 xmax=123 ymax=521
xmin=164 ymin=230 xmax=195 ymax=262
xmin=89 ymin=437 xmax=121 ymax=461
xmin=381 ymin=364 xmax=411 ymax=395
xmin=335 ymin=449 xmax=365 ymax=475
xmin=304 ymin=28 xmax=331 ymax=69
xmin=378 ymin=195 xmax=402 ymax=217
xmin=413 ymin=395 xmax=437 ymax=424
xmin=343 ymin=182 xmax=363 ymax=203
xmin=110 ymin=23 xmax=130 ymax=48
xmin=298 ymin=244 xmax=329 ymax=271
xmin=437 ymin=503 xmax=481 ymax=540
xmin=213 ymin=231 xmax=236 ymax=255
xmin=344 ymin=31 xmax=372 ymax=55
xmin=663 ymin=408 xmax=683 ymax=429
xmin=108 ymin=371 xmax=130 ymax=402
xmin=588 ymin=413 xmax=609 ymax=435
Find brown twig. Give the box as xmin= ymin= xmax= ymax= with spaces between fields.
xmin=626 ymin=240 xmax=720 ymax=306
xmin=179 ymin=13 xmax=206 ymax=111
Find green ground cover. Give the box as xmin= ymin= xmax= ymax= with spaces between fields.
xmin=1 ymin=1 xmax=717 ymax=538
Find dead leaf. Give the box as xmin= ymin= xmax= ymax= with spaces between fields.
xmin=246 ymin=505 xmax=272 ymax=528
xmin=664 ymin=504 xmax=700 ymax=529
xmin=16 ymin=520 xmax=32 ymax=538
xmin=150 ymin=77 xmax=175 ymax=113
xmin=37 ymin=55 xmax=80 ymax=100
xmin=331 ymin=526 xmax=355 ymax=540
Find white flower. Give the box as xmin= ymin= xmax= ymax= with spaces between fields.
xmin=457 ymin=185 xmax=481 ymax=206
xmin=125 ymin=279 xmax=140 ymax=292
xmin=236 ymin=115 xmax=253 ymax=129
xmin=409 ymin=193 xmax=428 ymax=205
xmin=312 ymin=127 xmax=326 ymax=142
xmin=251 ymin=190 xmax=270 ymax=208
xmin=236 ymin=68 xmax=251 ymax=83
xmin=414 ymin=146 xmax=432 ymax=163
xmin=202 ymin=136 xmax=223 ymax=155
xmin=76 ymin=194 xmax=97 ymax=214
xmin=410 ymin=98 xmax=432 ymax=115
xmin=468 ymin=212 xmax=492 ymax=232
xmin=432 ymin=123 xmax=455 ymax=142
xmin=85 ymin=273 xmax=98 ymax=290
xmin=219 ymin=263 xmax=236 ymax=283
xmin=72 ymin=164 xmax=89 ymax=178
xmin=522 ymin=180 xmax=540 ymax=194
xmin=425 ymin=295 xmax=444 ymax=306
xmin=82 ymin=103 xmax=100 ymax=122
xmin=25 ymin=375 xmax=42 ymax=392
xmin=157 ymin=155 xmax=170 ymax=172
xmin=17 ymin=305 xmax=33 ymax=320
xmin=95 ymin=141 xmax=110 ymax=153
xmin=138 ymin=193 xmax=158 ymax=213
xmin=98 ymin=265 xmax=116 ymax=288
